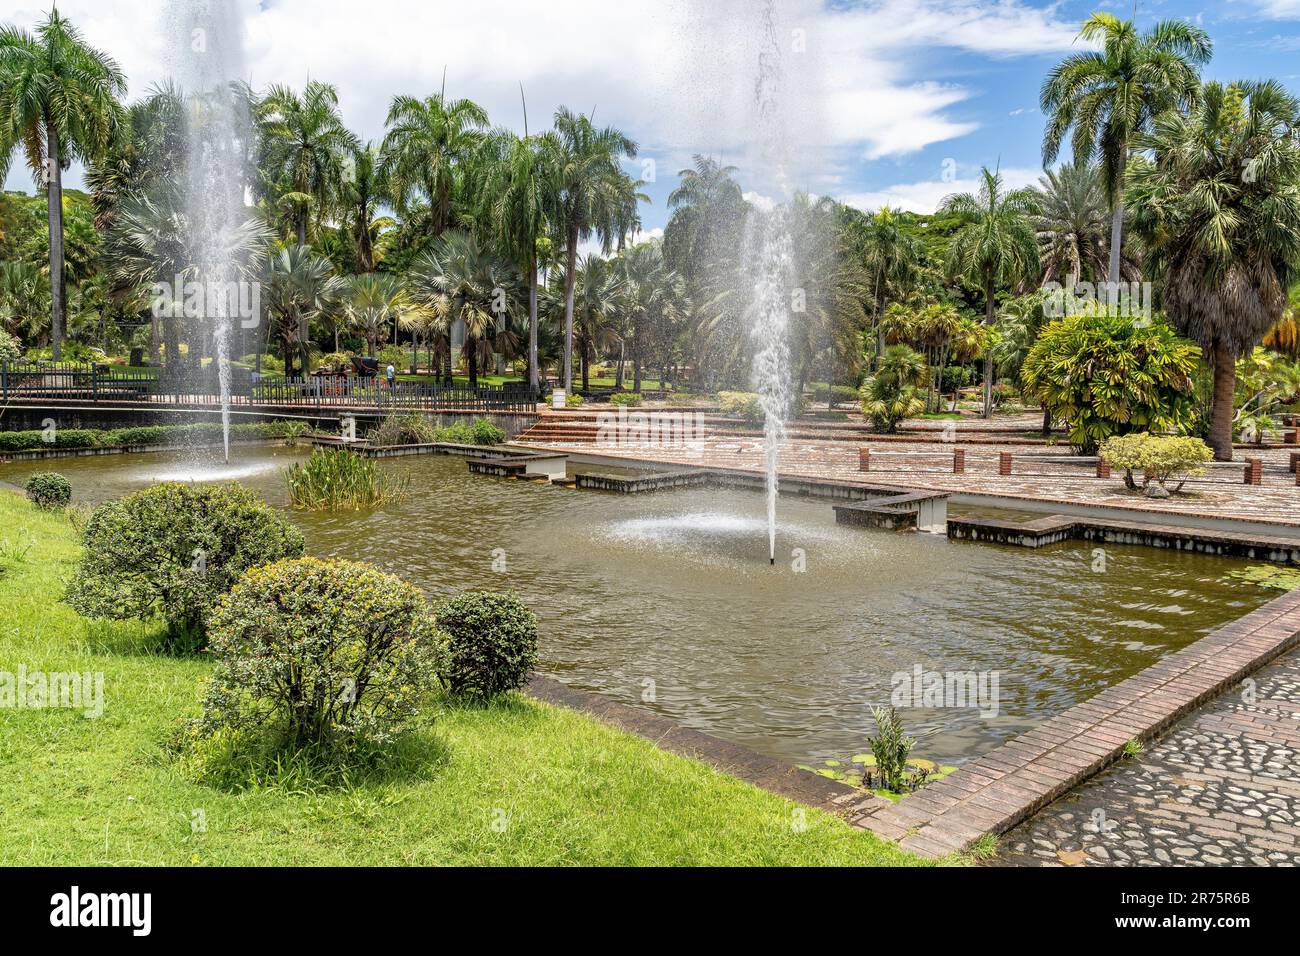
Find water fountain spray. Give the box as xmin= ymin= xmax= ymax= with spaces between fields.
xmin=165 ymin=1 xmax=252 ymax=463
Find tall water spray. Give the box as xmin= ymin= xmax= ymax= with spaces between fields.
xmin=747 ymin=1 xmax=795 ymax=565
xmin=164 ymin=1 xmax=252 ymax=462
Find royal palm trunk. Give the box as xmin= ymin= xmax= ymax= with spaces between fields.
xmin=1210 ymin=341 xmax=1236 ymax=462
xmin=563 ymin=224 xmax=578 ymax=392
xmin=46 ymin=122 xmax=66 ymax=362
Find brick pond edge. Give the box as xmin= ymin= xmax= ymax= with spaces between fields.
xmin=529 ymin=586 xmax=1300 ymax=861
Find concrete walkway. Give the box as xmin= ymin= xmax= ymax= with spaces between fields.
xmin=994 ymin=647 xmax=1300 ymax=867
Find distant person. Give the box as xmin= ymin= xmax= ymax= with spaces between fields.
xmin=385 ymin=363 xmax=396 ymax=394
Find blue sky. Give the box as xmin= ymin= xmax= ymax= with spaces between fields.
xmin=5 ymin=0 xmax=1300 ymax=238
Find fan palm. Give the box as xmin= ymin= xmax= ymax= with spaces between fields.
xmin=381 ymin=92 xmax=488 ymax=238
xmin=541 ymin=107 xmax=639 ymax=392
xmin=0 ymin=260 xmax=51 ymax=344
xmin=1041 ymin=12 xmax=1211 ymax=288
xmin=266 ymin=245 xmax=344 ymax=375
xmin=1126 ymin=80 xmax=1300 ymax=460
xmin=258 ymin=82 xmax=358 ymax=245
xmin=0 ymin=10 xmax=126 ymax=360
xmin=345 ymin=273 xmax=408 ymax=359
xmin=938 ymin=167 xmax=1040 ymax=418
xmin=617 ymin=241 xmax=686 ymax=393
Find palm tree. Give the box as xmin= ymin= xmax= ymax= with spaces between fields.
xmin=859 ymin=207 xmax=921 ymax=370
xmin=0 ymin=260 xmax=51 ymax=344
xmin=1040 ymin=12 xmax=1211 ymax=290
xmin=409 ymin=230 xmax=520 ymax=387
xmin=266 ymin=245 xmax=344 ymax=375
xmin=0 ymin=10 xmax=125 ymax=360
xmin=258 ymin=81 xmax=359 ymax=245
xmin=478 ymin=114 xmax=550 ymax=395
xmin=381 ymin=91 xmax=488 ymax=239
xmin=87 ymin=83 xmax=186 ymax=233
xmin=1032 ymin=162 xmax=1125 ymax=288
xmin=567 ymin=255 xmax=626 ymax=392
xmin=541 ymin=107 xmax=639 ymax=392
xmin=340 ymin=142 xmax=393 ymax=273
xmin=345 ymin=273 xmax=408 ymax=359
xmin=664 ymin=155 xmax=746 ymax=282
xmin=1127 ymin=80 xmax=1300 ymax=460
xmin=617 ymin=242 xmax=685 ymax=393
xmin=938 ymin=167 xmax=1040 ymax=418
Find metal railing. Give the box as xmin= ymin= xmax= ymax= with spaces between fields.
xmin=1 ymin=363 xmax=537 ymax=413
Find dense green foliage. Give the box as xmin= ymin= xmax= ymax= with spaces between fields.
xmin=195 ymin=557 xmax=445 ymax=760
xmin=23 ymin=471 xmax=70 ymax=509
xmin=1022 ymin=314 xmax=1201 ymax=452
xmin=860 ymin=345 xmax=928 ymax=433
xmin=66 ymin=483 xmax=305 ymax=644
xmin=435 ymin=591 xmax=540 ymax=700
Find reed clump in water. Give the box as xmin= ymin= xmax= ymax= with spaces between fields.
xmin=287 ymin=448 xmax=409 ymax=510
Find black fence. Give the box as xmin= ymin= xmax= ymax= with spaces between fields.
xmin=0 ymin=364 xmax=536 ymax=414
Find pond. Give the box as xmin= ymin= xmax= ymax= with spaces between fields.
xmin=1 ymin=444 xmax=1271 ymax=767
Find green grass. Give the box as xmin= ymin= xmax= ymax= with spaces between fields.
xmin=0 ymin=491 xmax=928 ymax=866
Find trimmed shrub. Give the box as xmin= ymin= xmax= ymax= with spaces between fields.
xmin=435 ymin=591 xmax=539 ymax=700
xmin=432 ymin=419 xmax=506 ymax=446
xmin=718 ymin=390 xmax=763 ymax=421
xmin=66 ymin=483 xmax=305 ymax=645
xmin=369 ymin=413 xmax=439 ymax=447
xmin=25 ymin=472 xmax=71 ymax=509
xmin=1100 ymin=433 xmax=1213 ymax=496
xmin=610 ymin=392 xmax=643 ymax=407
xmin=0 ymin=421 xmax=304 ymax=454
xmin=196 ymin=557 xmax=445 ymax=755
xmin=287 ymin=447 xmax=409 ymax=510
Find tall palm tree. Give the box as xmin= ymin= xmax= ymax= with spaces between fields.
xmin=858 ymin=206 xmax=921 ymax=370
xmin=381 ymin=91 xmax=488 ymax=239
xmin=1127 ymin=80 xmax=1300 ymax=461
xmin=345 ymin=273 xmax=408 ymax=359
xmin=938 ymin=167 xmax=1040 ymax=418
xmin=266 ymin=245 xmax=344 ymax=375
xmin=664 ymin=155 xmax=746 ymax=283
xmin=1041 ymin=12 xmax=1211 ymax=290
xmin=258 ymin=81 xmax=358 ymax=245
xmin=340 ymin=141 xmax=392 ymax=273
xmin=1031 ymin=162 xmax=1125 ymax=288
xmin=541 ymin=107 xmax=639 ymax=392
xmin=478 ymin=114 xmax=550 ymax=394
xmin=0 ymin=10 xmax=125 ymax=360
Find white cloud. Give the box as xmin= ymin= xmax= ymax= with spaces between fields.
xmin=843 ymin=165 xmax=1042 ymax=215
xmin=1 ymin=1 xmax=1080 ymax=209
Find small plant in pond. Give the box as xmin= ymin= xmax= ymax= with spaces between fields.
xmin=868 ymin=706 xmax=916 ymax=793
xmin=65 ymin=482 xmax=305 ymax=647
xmin=368 ymin=412 xmax=439 ymax=447
xmin=184 ymin=557 xmax=446 ymax=777
xmin=799 ymin=752 xmax=957 ymax=803
xmin=25 ymin=472 xmax=71 ymax=509
xmin=435 ymin=591 xmax=539 ymax=700
xmin=286 ymin=447 xmax=409 ymax=510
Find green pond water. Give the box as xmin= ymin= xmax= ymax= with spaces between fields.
xmin=0 ymin=444 xmax=1271 ymax=767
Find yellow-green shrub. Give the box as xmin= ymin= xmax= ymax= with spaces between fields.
xmin=1100 ymin=433 xmax=1213 ymax=494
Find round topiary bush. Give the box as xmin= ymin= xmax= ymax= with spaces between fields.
xmin=435 ymin=591 xmax=539 ymax=700
xmin=25 ymin=472 xmax=71 ymax=510
xmin=65 ymin=482 xmax=305 ymax=645
xmin=199 ymin=557 xmax=444 ymax=754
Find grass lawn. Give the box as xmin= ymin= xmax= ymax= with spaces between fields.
xmin=0 ymin=491 xmax=930 ymax=866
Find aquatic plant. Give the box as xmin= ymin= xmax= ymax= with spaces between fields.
xmin=286 ymin=447 xmax=409 ymax=510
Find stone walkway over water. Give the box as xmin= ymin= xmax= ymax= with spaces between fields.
xmin=994 ymin=648 xmax=1300 ymax=866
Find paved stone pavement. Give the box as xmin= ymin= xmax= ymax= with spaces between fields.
xmin=517 ymin=423 xmax=1300 ymax=527
xmin=993 ymin=648 xmax=1300 ymax=867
